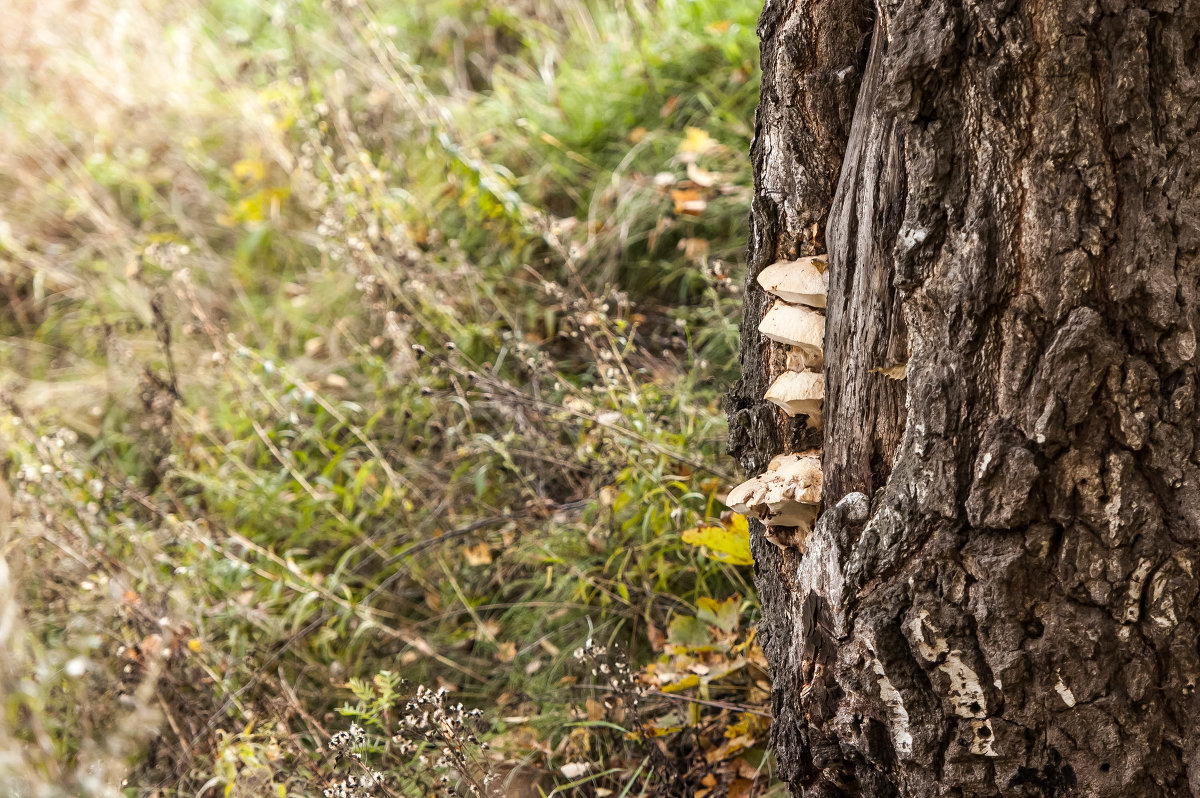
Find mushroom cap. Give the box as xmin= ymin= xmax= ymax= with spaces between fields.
xmin=726 ymin=452 xmax=823 ymax=530
xmin=756 ymin=257 xmax=828 ymax=308
xmin=765 ymin=371 xmax=825 ymax=419
xmin=758 ymin=302 xmax=825 ymax=365
xmin=725 ymin=477 xmax=768 ymax=517
xmin=768 ymin=453 xmax=822 ymax=505
xmin=767 ymin=451 xmax=820 ymax=471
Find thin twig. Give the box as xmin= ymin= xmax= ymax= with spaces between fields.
xmin=587 ymin=683 xmax=772 ymax=719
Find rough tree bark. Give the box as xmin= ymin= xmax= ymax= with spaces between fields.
xmin=727 ymin=0 xmax=1200 ymax=795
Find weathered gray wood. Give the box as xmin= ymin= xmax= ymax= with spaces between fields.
xmin=730 ymin=0 xmax=1200 ymax=794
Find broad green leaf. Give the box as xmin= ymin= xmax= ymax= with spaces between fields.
xmin=667 ymin=615 xmax=712 ymax=648
xmin=696 ymin=595 xmax=740 ymax=634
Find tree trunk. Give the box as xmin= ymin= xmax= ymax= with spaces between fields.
xmin=728 ymin=0 xmax=1200 ymax=795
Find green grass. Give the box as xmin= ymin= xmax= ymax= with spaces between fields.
xmin=0 ymin=0 xmax=778 ymax=794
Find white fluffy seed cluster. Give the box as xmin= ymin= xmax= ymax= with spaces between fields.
xmin=323 ymin=723 xmax=386 ymax=797
xmin=572 ymin=636 xmax=607 ymax=661
xmin=574 ymin=637 xmax=646 ymax=707
xmin=322 ymin=771 xmax=386 ymax=798
xmin=327 ymin=722 xmax=367 ymax=762
xmin=392 ymin=685 xmax=488 ymax=798
xmin=397 ymin=686 xmax=485 ymax=738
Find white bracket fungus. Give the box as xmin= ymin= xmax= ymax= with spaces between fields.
xmin=765 ymin=370 xmax=824 ymax=424
xmin=744 ymin=252 xmax=828 ymax=551
xmin=756 ymin=256 xmax=828 ymax=308
xmin=726 ymin=452 xmax=822 ymax=538
xmin=758 ymin=301 xmax=825 ymax=368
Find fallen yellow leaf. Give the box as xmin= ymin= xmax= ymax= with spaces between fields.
xmin=233 ymin=158 xmax=265 ymax=183
xmin=679 ymin=127 xmax=715 ymax=156
xmin=681 ymin=514 xmax=752 ymax=566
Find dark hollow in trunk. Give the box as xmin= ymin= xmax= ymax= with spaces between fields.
xmin=728 ymin=0 xmax=1200 ymax=794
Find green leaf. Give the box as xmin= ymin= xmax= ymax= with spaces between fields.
xmin=696 ymin=596 xmax=740 ymax=634
xmin=667 ymin=615 xmax=712 ymax=648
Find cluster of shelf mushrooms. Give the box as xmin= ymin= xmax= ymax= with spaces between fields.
xmin=727 ymin=257 xmax=827 ymax=549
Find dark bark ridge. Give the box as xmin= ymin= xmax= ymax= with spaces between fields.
xmin=732 ymin=0 xmax=1200 ymax=795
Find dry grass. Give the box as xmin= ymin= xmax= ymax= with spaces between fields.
xmin=0 ymin=0 xmax=777 ymax=794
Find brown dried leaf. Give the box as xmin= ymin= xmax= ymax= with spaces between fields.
xmin=678 ymin=237 xmax=710 ymax=261
xmin=496 ymin=641 xmax=517 ymax=663
xmin=873 ymin=362 xmax=908 ymax=380
xmin=729 ymin=778 xmax=756 ymax=798
xmin=462 ymin=542 xmax=493 ymax=565
xmin=671 ymin=188 xmax=707 ymax=216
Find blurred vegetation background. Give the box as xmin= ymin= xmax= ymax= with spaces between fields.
xmin=0 ymin=0 xmax=774 ymax=794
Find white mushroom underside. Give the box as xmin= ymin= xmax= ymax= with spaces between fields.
xmin=756 ymin=257 xmax=828 ymax=308
xmin=758 ymin=301 xmax=825 ymax=366
xmin=765 ymin=370 xmax=824 ymax=419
